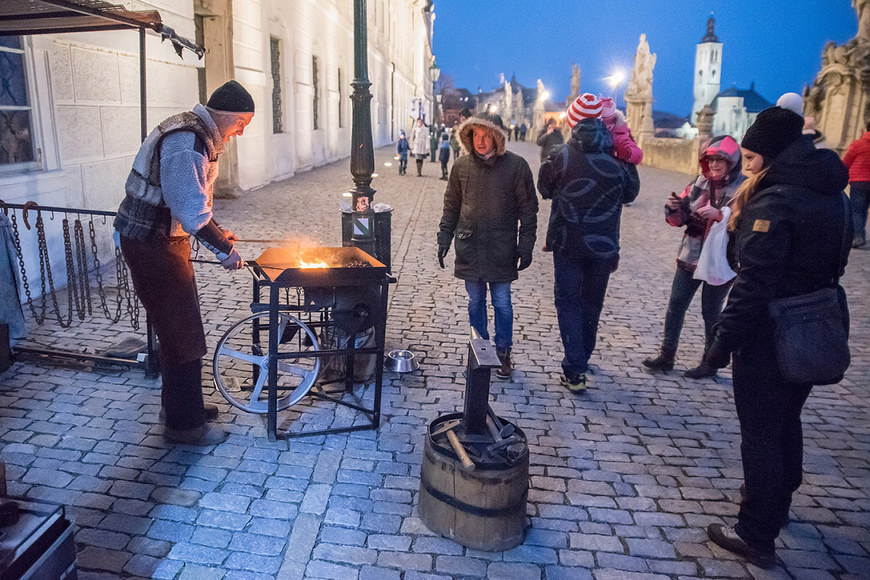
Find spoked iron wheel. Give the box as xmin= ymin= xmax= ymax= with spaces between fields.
xmin=213 ymin=312 xmax=321 ymax=413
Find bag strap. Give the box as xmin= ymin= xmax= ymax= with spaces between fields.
xmin=835 ymin=192 xmax=850 ymax=285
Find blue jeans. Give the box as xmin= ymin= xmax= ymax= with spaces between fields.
xmin=398 ymin=154 xmax=408 ymax=174
xmin=553 ymin=251 xmax=613 ymax=378
xmin=465 ymin=280 xmax=513 ymax=351
xmin=662 ymin=266 xmax=732 ymax=353
xmin=850 ymin=182 xmax=870 ymax=241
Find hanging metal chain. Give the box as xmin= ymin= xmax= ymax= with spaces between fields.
xmin=61 ymin=217 xmax=84 ymax=323
xmin=116 ymin=246 xmax=140 ymax=330
xmin=89 ymin=219 xmax=123 ymax=323
xmin=8 ymin=211 xmax=42 ymax=323
xmin=37 ymin=212 xmax=71 ymax=328
xmin=73 ymin=217 xmax=92 ymax=317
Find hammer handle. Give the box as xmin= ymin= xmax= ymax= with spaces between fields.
xmin=486 ymin=415 xmax=502 ymax=442
xmin=446 ymin=430 xmax=476 ymax=472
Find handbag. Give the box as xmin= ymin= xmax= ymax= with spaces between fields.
xmin=694 ymin=206 xmax=736 ymax=286
xmin=767 ymin=193 xmax=851 ymax=385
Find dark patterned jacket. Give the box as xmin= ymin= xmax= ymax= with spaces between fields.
xmin=537 ymin=119 xmax=640 ymax=260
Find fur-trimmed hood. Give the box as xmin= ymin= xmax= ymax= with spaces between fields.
xmin=458 ymin=114 xmax=507 ymax=157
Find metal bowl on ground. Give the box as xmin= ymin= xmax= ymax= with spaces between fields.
xmin=384 ymin=349 xmax=419 ymax=373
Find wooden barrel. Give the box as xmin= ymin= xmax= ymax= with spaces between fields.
xmin=418 ymin=416 xmax=528 ymax=551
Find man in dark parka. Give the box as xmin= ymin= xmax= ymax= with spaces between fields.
xmin=437 ymin=113 xmax=538 ymax=379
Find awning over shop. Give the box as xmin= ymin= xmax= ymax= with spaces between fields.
xmin=0 ymin=0 xmax=203 ymax=58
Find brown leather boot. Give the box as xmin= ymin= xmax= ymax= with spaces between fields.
xmin=495 ymin=348 xmax=512 ymax=380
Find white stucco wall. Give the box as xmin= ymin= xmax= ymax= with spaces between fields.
xmin=3 ymin=0 xmax=432 ymax=199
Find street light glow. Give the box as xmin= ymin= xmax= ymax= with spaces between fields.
xmin=540 ymin=91 xmax=550 ymax=101
xmin=608 ymin=71 xmax=625 ymax=88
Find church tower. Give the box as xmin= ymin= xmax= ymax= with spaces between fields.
xmin=693 ymin=16 xmax=722 ymax=123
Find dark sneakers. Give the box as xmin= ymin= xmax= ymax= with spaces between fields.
xmin=707 ymin=523 xmax=776 ymax=569
xmin=559 ymin=373 xmax=587 ymax=392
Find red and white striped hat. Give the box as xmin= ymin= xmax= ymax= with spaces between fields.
xmin=566 ymin=93 xmax=603 ymax=127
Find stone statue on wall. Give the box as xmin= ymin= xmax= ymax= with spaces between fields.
xmin=804 ymin=1 xmax=870 ymax=153
xmin=855 ymin=0 xmax=870 ymax=40
xmin=569 ymin=64 xmax=581 ymax=101
xmin=625 ymin=34 xmax=656 ymax=101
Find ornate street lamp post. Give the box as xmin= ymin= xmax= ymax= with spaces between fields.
xmin=349 ymin=0 xmax=376 ymax=256
xmin=430 ymin=61 xmax=441 ymax=125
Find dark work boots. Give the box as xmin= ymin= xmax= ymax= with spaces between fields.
xmin=495 ymin=348 xmax=512 ymax=380
xmin=642 ymin=348 xmax=675 ymax=372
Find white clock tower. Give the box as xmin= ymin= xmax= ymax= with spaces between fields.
xmin=693 ymin=16 xmax=722 ymax=123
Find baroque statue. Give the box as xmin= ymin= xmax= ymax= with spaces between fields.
xmin=626 ymin=33 xmax=656 ymax=101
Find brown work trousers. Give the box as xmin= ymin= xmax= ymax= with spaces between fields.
xmin=120 ymin=233 xmax=208 ymax=429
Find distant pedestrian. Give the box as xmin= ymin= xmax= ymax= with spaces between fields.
xmin=705 ymin=106 xmax=852 ymax=570
xmin=536 ymin=118 xmax=564 ymax=162
xmin=506 ymin=123 xmax=512 ymax=141
xmin=410 ymin=117 xmax=430 ymax=177
xmin=439 ymin=133 xmax=451 ymax=180
xmin=396 ymin=130 xmax=410 ymax=175
xmin=438 ymin=112 xmax=538 ymax=380
xmin=843 ymin=120 xmax=870 ymax=247
xmin=642 ymin=136 xmax=744 ymax=378
xmin=519 ymin=122 xmax=527 ymax=141
xmin=537 ymin=93 xmax=640 ymax=392
xmin=513 ymin=125 xmax=519 ymax=141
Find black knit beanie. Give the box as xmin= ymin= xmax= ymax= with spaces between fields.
xmin=474 ymin=112 xmax=505 ymax=130
xmin=206 ymin=80 xmax=255 ymax=113
xmin=740 ymin=106 xmax=804 ymax=163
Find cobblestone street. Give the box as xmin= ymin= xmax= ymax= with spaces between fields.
xmin=2 ymin=140 xmax=869 ymax=579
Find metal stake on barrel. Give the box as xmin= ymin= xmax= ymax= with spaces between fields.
xmin=419 ymin=328 xmax=530 ymax=551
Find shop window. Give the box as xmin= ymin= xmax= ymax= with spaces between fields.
xmin=0 ymin=37 xmax=36 ymax=169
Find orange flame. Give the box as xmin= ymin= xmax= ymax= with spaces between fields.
xmin=298 ymin=259 xmax=328 ymax=269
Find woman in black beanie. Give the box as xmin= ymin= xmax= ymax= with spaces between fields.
xmin=704 ymin=107 xmax=853 ymax=568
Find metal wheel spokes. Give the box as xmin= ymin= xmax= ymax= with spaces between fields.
xmin=213 ymin=312 xmax=321 ymax=413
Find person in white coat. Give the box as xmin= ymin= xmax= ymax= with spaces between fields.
xmin=410 ymin=117 xmax=431 ymax=176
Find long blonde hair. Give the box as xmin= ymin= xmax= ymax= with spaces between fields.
xmin=728 ymin=168 xmax=768 ymax=231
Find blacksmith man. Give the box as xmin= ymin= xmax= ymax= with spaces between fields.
xmin=114 ymin=80 xmax=254 ymax=445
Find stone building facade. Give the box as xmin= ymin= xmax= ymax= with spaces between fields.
xmin=0 ymin=0 xmax=436 ymax=216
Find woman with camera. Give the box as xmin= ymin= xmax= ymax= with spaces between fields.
xmin=643 ymin=135 xmax=744 ymax=378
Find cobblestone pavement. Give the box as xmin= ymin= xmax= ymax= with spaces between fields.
xmin=2 ymin=141 xmax=869 ymax=580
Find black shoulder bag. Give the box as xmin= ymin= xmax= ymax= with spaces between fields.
xmin=767 ymin=193 xmax=851 ymax=385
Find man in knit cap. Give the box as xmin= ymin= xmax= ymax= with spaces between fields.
xmin=438 ymin=112 xmax=538 ymax=380
xmin=536 ymin=117 xmax=564 ymax=162
xmin=537 ymin=93 xmax=640 ymax=392
xmin=115 ymin=80 xmax=255 ymax=445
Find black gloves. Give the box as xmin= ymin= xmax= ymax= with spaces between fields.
xmin=517 ymin=253 xmax=532 ymax=271
xmin=438 ymin=245 xmax=449 ymax=269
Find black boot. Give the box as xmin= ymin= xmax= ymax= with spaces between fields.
xmin=684 ymin=359 xmax=717 ymax=379
xmin=495 ymin=348 xmax=512 ymax=380
xmin=642 ymin=348 xmax=675 ymax=372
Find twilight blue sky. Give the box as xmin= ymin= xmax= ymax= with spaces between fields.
xmin=432 ymin=0 xmax=857 ymax=117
